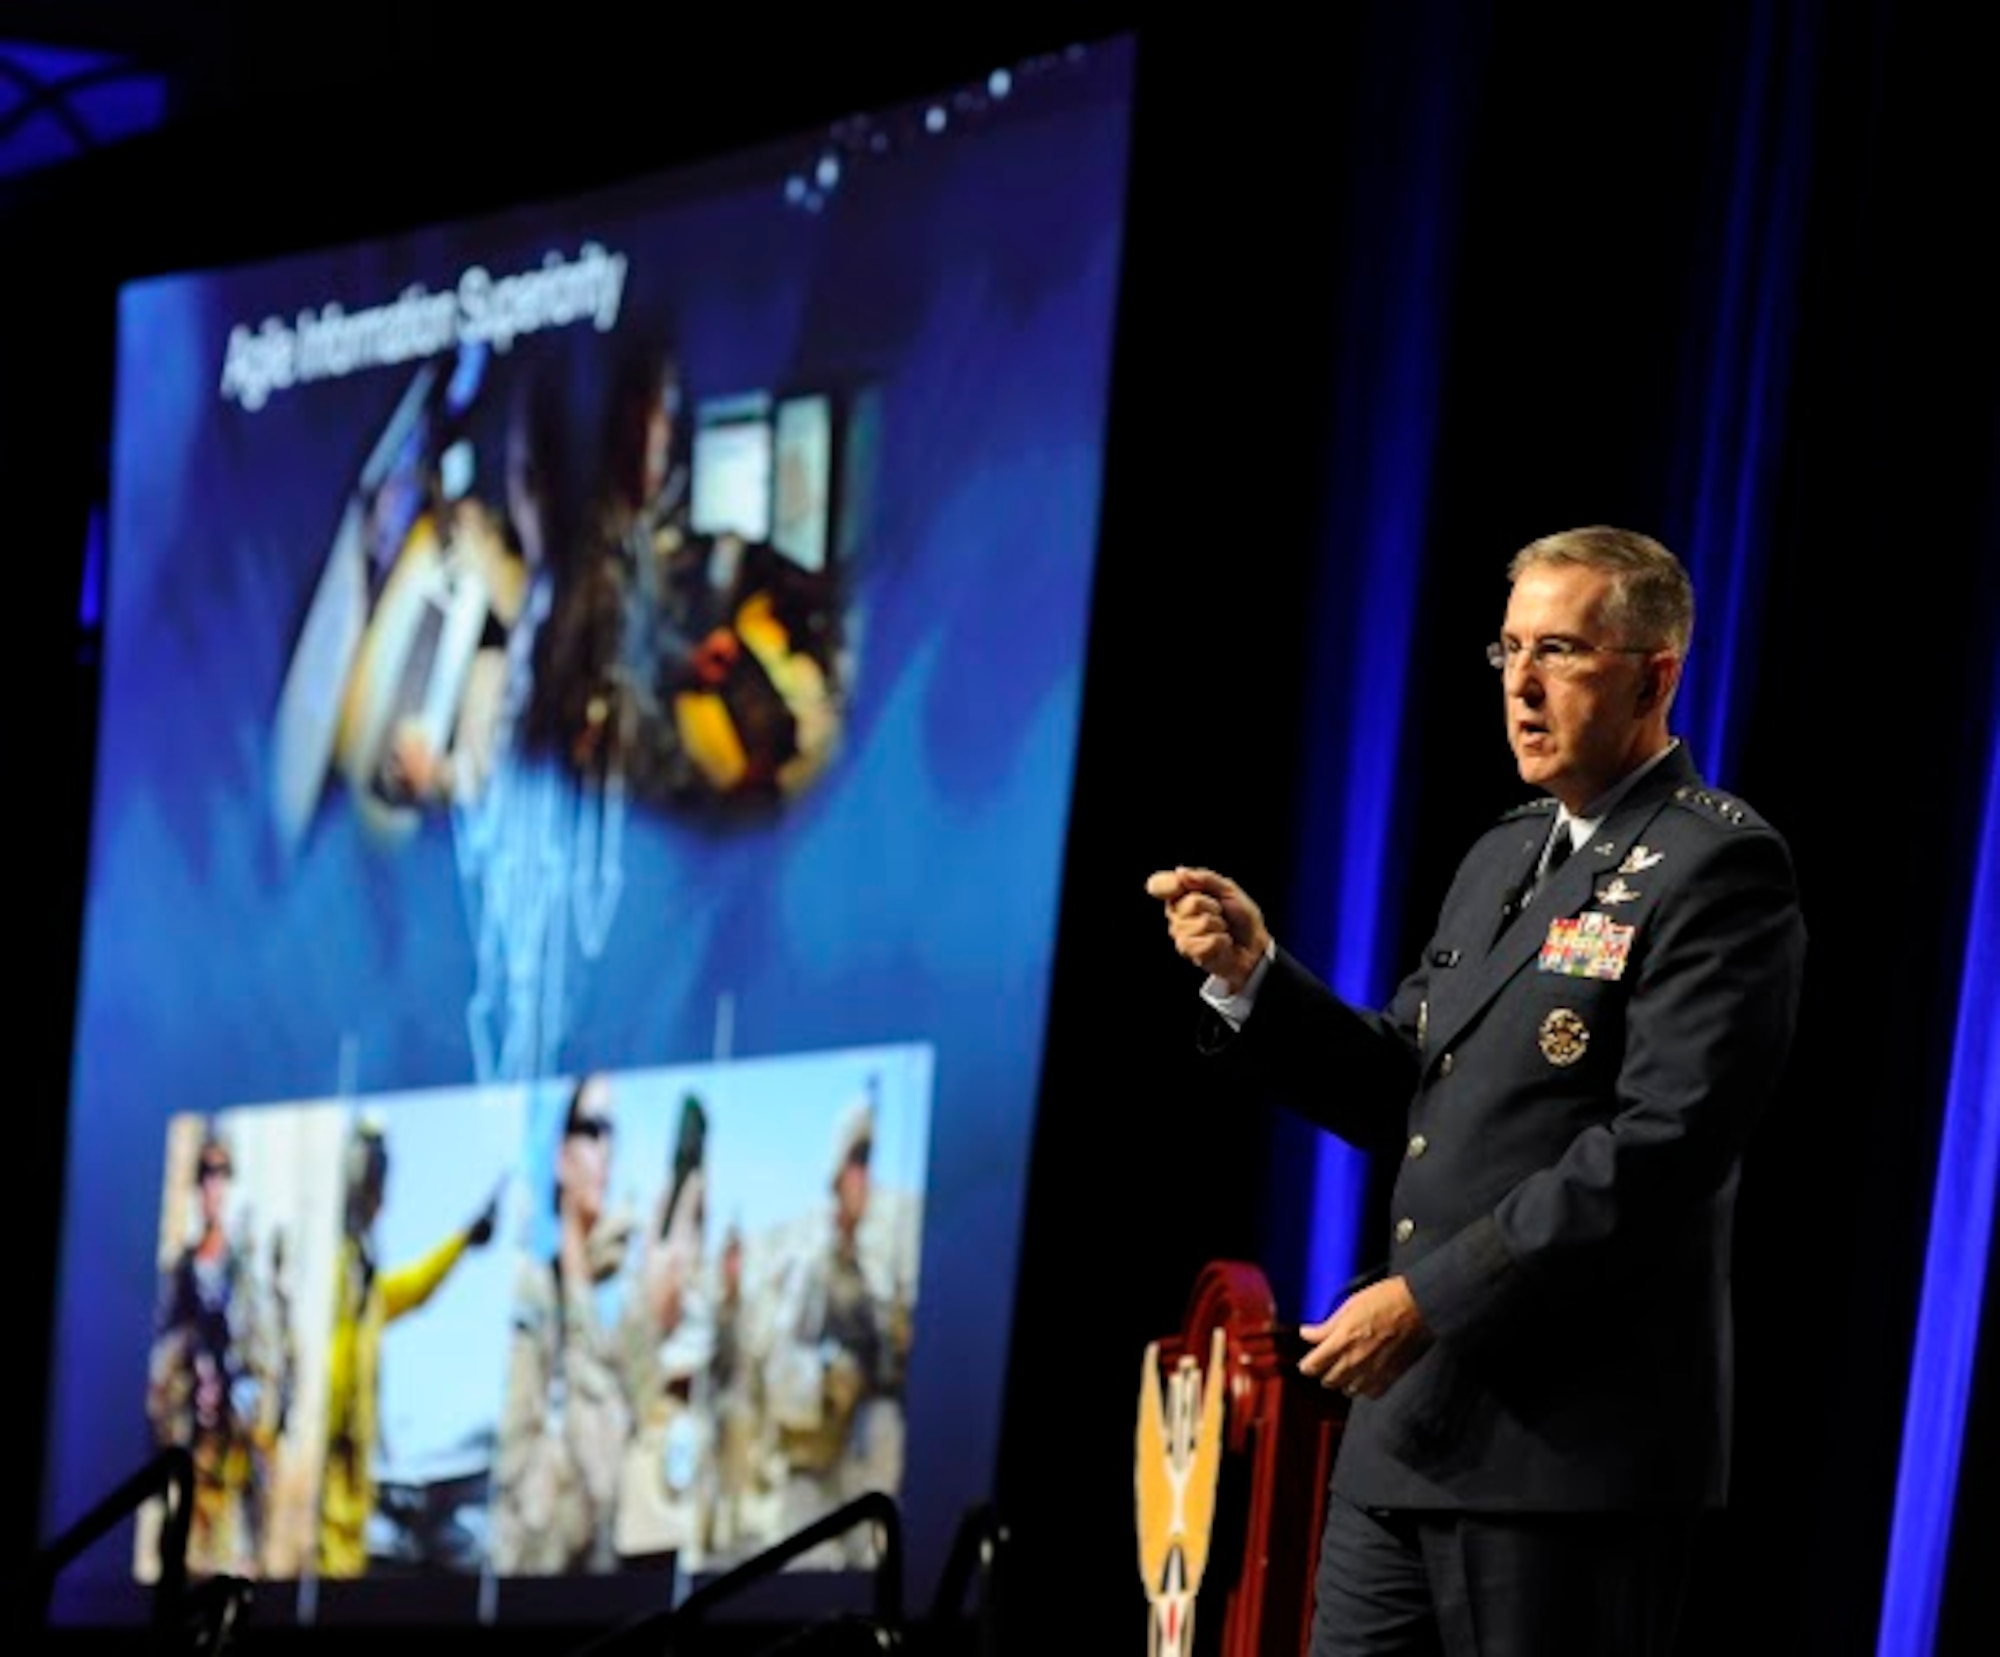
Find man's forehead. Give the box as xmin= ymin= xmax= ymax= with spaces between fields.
xmin=1505 ymin=562 xmax=1613 ymax=624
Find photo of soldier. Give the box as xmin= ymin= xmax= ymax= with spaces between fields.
xmin=531 ymin=336 xmax=695 ymax=798
xmin=315 ymin=1105 xmax=508 ymax=1579
xmin=704 ymin=1216 xmax=766 ymax=1559
xmin=476 ymin=1051 xmax=929 ymax=1581
xmin=268 ymin=343 xmax=512 ymax=852
xmin=383 ymin=345 xmax=584 ymax=815
xmin=612 ymin=1091 xmax=716 ymax=1568
xmin=754 ymin=1075 xmax=917 ymax=1569
xmin=489 ymin=1073 xmax=638 ymax=1575
xmin=139 ymin=1108 xmax=346 ymax=1583
xmin=144 ymin=1123 xmax=261 ymax=1579
xmin=335 ymin=346 xmax=524 ymax=841
xmin=529 ymin=334 xmax=857 ymax=820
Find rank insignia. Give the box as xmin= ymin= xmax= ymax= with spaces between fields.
xmin=1595 ymin=877 xmax=1642 ymax=906
xmin=1539 ymin=911 xmax=1635 ymax=979
xmin=1538 ymin=1007 xmax=1589 ymax=1065
xmin=1617 ymin=844 xmax=1664 ymax=874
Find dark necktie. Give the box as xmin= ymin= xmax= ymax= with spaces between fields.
xmin=1543 ymin=823 xmax=1575 ymax=882
xmin=1497 ymin=820 xmax=1573 ymax=942
xmin=1523 ymin=822 xmax=1574 ymax=912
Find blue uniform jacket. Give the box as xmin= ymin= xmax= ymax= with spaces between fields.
xmin=1202 ymin=745 xmax=1807 ymax=1511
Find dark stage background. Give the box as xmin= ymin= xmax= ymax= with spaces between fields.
xmin=6 ymin=6 xmax=1996 ymax=1655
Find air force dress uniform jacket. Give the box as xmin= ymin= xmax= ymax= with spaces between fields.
xmin=1199 ymin=745 xmax=1806 ymax=1513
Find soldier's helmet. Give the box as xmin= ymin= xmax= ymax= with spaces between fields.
xmin=343 ymin=1112 xmax=391 ymax=1222
xmin=194 ymin=1123 xmax=235 ymax=1185
xmin=829 ymin=1088 xmax=875 ymax=1191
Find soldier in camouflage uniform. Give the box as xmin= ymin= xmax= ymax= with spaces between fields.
xmin=760 ymin=1080 xmax=913 ymax=1567
xmin=146 ymin=1124 xmax=267 ymax=1579
xmin=490 ymin=1074 xmax=635 ymax=1575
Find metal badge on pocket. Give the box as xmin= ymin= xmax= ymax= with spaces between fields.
xmin=1538 ymin=1007 xmax=1589 ymax=1066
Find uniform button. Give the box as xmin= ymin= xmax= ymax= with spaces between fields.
xmin=1407 ymin=1134 xmax=1428 ymax=1159
xmin=1439 ymin=1052 xmax=1456 ymax=1076
xmin=1394 ymin=1218 xmax=1415 ymax=1244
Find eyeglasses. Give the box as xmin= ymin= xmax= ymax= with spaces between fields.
xmin=566 ymin=1115 xmax=614 ymax=1142
xmin=1485 ymin=637 xmax=1659 ymax=677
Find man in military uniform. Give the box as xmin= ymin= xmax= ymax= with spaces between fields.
xmin=611 ymin=1092 xmax=715 ymax=1567
xmin=316 ymin=1114 xmax=498 ymax=1577
xmin=1149 ymin=527 xmax=1808 ymax=1657
xmin=146 ymin=1124 xmax=265 ymax=1579
xmin=703 ymin=1219 xmax=767 ymax=1560
xmin=761 ymin=1079 xmax=912 ymax=1567
xmin=490 ymin=1073 xmax=635 ymax=1575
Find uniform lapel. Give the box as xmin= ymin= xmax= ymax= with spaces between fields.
xmin=1423 ymin=750 xmax=1698 ymax=1071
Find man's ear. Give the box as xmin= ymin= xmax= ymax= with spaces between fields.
xmin=1637 ymin=654 xmax=1679 ymax=715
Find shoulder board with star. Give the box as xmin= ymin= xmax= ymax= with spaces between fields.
xmin=1497 ymin=797 xmax=1558 ymax=824
xmin=1669 ymin=784 xmax=1766 ymax=829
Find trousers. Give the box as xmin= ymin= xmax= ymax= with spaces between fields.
xmin=1309 ymin=1488 xmax=1699 ymax=1657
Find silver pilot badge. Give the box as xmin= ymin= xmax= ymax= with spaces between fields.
xmin=1617 ymin=844 xmax=1665 ymax=874
xmin=1538 ymin=1007 xmax=1589 ymax=1066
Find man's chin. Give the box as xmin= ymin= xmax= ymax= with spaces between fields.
xmin=1513 ymin=752 xmax=1551 ymax=787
